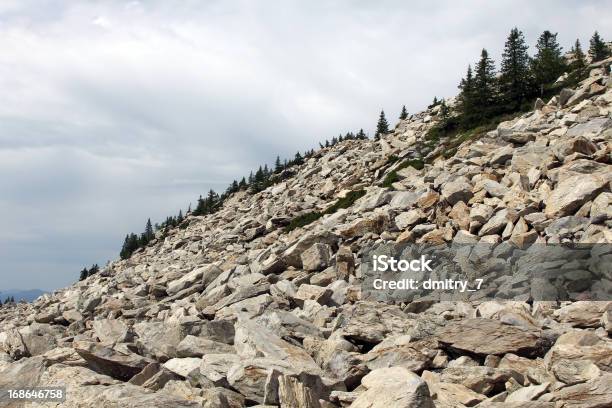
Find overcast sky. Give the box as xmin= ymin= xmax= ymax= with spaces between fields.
xmin=0 ymin=0 xmax=609 ymax=292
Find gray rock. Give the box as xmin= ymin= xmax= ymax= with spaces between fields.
xmin=74 ymin=341 xmax=153 ymax=381
xmin=92 ymin=319 xmax=133 ymax=344
xmin=176 ymin=335 xmax=234 ymax=358
xmin=301 ymin=243 xmax=332 ymax=272
xmin=441 ymin=177 xmax=473 ymax=205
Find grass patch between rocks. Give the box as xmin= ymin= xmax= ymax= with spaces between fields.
xmin=285 ymin=189 xmax=366 ymax=232
xmin=381 ymin=158 xmax=425 ymax=188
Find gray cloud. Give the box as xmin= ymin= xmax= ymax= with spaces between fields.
xmin=0 ymin=0 xmax=609 ymax=291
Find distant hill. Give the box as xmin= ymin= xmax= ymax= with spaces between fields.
xmin=0 ymin=289 xmax=47 ymax=303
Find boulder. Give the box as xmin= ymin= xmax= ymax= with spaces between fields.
xmin=74 ymin=341 xmax=153 ymax=381
xmin=301 ymin=243 xmax=332 ymax=272
xmin=436 ymin=318 xmax=546 ymax=357
xmin=163 ymin=357 xmax=202 ymax=377
xmin=176 ymin=335 xmax=234 ymax=358
xmin=92 ymin=319 xmax=133 ymax=344
xmin=545 ymin=174 xmax=609 ymax=217
xmin=441 ymin=177 xmax=473 ymax=205
xmin=350 ymin=367 xmax=434 ymax=408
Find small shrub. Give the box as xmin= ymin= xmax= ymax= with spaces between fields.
xmin=285 ymin=189 xmax=367 ymax=232
xmin=382 ymin=171 xmax=400 ymax=188
xmin=323 ymin=189 xmax=366 ymax=214
xmin=381 ymin=158 xmax=424 ymax=188
xmin=285 ymin=212 xmax=323 ymax=232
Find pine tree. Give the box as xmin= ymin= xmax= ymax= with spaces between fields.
xmin=356 ymin=128 xmax=367 ymax=140
xmin=274 ymin=156 xmax=282 ymax=173
xmin=532 ymin=30 xmax=565 ymax=92
xmin=293 ymin=151 xmax=303 ymax=165
xmin=589 ymin=31 xmax=610 ymax=62
xmin=457 ymin=65 xmax=477 ymax=126
xmin=144 ymin=218 xmax=154 ymax=242
xmin=570 ymin=39 xmax=587 ymax=74
xmin=120 ymin=234 xmax=131 ymax=259
xmin=439 ymin=99 xmax=450 ymax=121
xmin=239 ymin=177 xmax=247 ymax=190
xmin=88 ymin=264 xmax=99 ymax=277
xmin=428 ymin=96 xmax=440 ymax=109
xmin=499 ymin=28 xmax=536 ymax=111
xmin=252 ymin=166 xmax=265 ymax=192
xmin=206 ymin=189 xmax=219 ymax=211
xmin=375 ymin=110 xmax=389 ymax=139
xmin=79 ymin=268 xmax=88 ymax=281
xmin=474 ymin=48 xmax=497 ymax=113
xmin=399 ymin=105 xmax=408 ymax=120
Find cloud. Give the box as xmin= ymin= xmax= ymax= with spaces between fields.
xmin=0 ymin=0 xmax=608 ymax=290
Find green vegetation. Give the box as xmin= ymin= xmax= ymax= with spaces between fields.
xmin=382 ymin=159 xmax=425 ymax=188
xmin=323 ymin=189 xmax=367 ymax=214
xmin=116 ymin=130 xmax=369 ymax=263
xmin=425 ymin=28 xmax=602 ymax=162
xmin=113 ymin=28 xmax=607 ymax=266
xmin=285 ymin=211 xmax=323 ymax=233
xmin=285 ymin=189 xmax=367 ymax=232
xmin=1 ymin=296 xmax=15 ymax=305
xmin=589 ymin=31 xmax=611 ymax=62
xmin=79 ymin=264 xmax=100 ymax=281
xmin=375 ymin=110 xmax=389 ymax=139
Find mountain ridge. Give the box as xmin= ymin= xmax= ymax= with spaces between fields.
xmin=1 ymin=56 xmax=611 ymax=407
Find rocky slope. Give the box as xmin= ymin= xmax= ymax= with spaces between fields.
xmin=1 ymin=58 xmax=611 ymax=408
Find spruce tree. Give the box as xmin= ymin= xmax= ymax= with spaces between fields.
xmin=428 ymin=96 xmax=440 ymax=109
xmin=532 ymin=30 xmax=565 ymax=92
xmin=499 ymin=28 xmax=535 ymax=111
xmin=88 ymin=264 xmax=99 ymax=277
xmin=239 ymin=177 xmax=247 ymax=190
xmin=589 ymin=31 xmax=610 ymax=62
xmin=120 ymin=234 xmax=131 ymax=259
xmin=570 ymin=39 xmax=587 ymax=74
xmin=356 ymin=129 xmax=367 ymax=139
xmin=274 ymin=156 xmax=282 ymax=173
xmin=79 ymin=268 xmax=89 ymax=281
xmin=206 ymin=189 xmax=219 ymax=210
xmin=439 ymin=99 xmax=450 ymax=121
xmin=399 ymin=105 xmax=408 ymax=120
xmin=293 ymin=151 xmax=303 ymax=165
xmin=474 ymin=48 xmax=497 ymax=114
xmin=458 ymin=65 xmax=477 ymax=126
xmin=144 ymin=218 xmax=154 ymax=242
xmin=375 ymin=110 xmax=389 ymax=139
